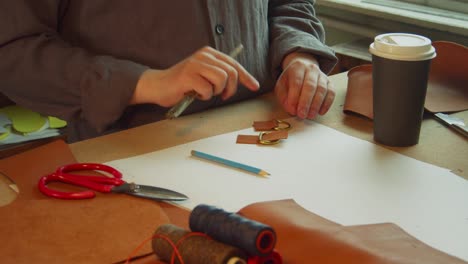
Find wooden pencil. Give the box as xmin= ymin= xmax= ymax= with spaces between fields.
xmin=191 ymin=150 xmax=270 ymax=177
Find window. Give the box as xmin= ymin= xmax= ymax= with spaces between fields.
xmin=362 ymin=0 xmax=468 ymax=21
xmin=315 ymin=0 xmax=468 ymax=46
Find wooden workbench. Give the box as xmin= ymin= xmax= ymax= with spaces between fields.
xmin=1 ymin=72 xmax=467 ymax=206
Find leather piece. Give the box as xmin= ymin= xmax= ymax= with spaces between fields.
xmin=236 ymin=130 xmax=288 ymax=144
xmin=253 ymin=120 xmax=278 ymax=131
xmin=0 ymin=140 xmax=172 ymax=264
xmin=253 ymin=119 xmax=292 ymax=131
xmin=0 ymin=140 xmax=79 ymax=201
xmin=2 ymin=141 xmax=466 ymax=263
xmin=425 ymin=41 xmax=468 ymax=113
xmin=236 ymin=134 xmax=263 ymax=144
xmin=238 ymin=199 xmax=467 ymax=264
xmin=1 ymin=197 xmax=168 ymax=264
xmin=344 ymin=41 xmax=468 ymax=119
xmin=344 ymin=64 xmax=374 ymax=119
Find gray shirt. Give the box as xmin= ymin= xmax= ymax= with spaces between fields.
xmin=0 ymin=0 xmax=337 ymax=142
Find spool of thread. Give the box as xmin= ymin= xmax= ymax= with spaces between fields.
xmin=152 ymin=224 xmax=247 ymax=264
xmin=189 ymin=204 xmax=276 ymax=257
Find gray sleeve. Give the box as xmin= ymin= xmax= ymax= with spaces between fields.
xmin=268 ymin=0 xmax=338 ymax=77
xmin=0 ymin=1 xmax=148 ymax=133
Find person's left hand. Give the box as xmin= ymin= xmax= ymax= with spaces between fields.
xmin=274 ymin=52 xmax=335 ymax=119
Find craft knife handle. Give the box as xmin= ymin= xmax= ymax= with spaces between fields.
xmin=452 ymin=124 xmax=468 ymax=138
xmin=165 ymin=44 xmax=244 ymax=119
xmin=434 ymin=113 xmax=468 ymax=139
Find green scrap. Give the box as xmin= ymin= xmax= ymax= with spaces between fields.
xmin=0 ymin=105 xmax=46 ymax=133
xmin=0 ymin=126 xmax=11 ymax=140
xmin=48 ymin=116 xmax=67 ymax=128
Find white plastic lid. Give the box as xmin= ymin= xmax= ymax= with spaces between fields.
xmin=369 ymin=33 xmax=436 ymax=61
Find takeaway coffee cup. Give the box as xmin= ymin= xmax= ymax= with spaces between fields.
xmin=369 ymin=33 xmax=436 ymax=146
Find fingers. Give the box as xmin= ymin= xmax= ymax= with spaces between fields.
xmin=300 ymin=70 xmax=335 ymax=119
xmin=190 ymin=72 xmax=220 ymax=100
xmin=190 ymin=46 xmax=259 ymax=101
xmin=275 ymin=64 xmax=306 ymax=116
xmin=296 ymin=68 xmax=317 ymax=118
xmin=194 ymin=51 xmax=238 ymax=100
xmin=209 ymin=48 xmax=260 ymax=92
xmin=285 ymin=67 xmax=306 ymax=116
xmin=194 ymin=62 xmax=228 ymax=100
xmin=304 ymin=70 xmax=327 ymax=119
xmin=133 ymin=46 xmax=260 ymax=107
xmin=318 ymin=81 xmax=335 ymax=115
xmin=275 ymin=60 xmax=335 ymax=119
xmin=274 ymin=73 xmax=288 ymax=110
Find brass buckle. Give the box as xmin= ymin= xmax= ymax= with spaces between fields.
xmin=258 ymin=132 xmax=281 ymax=145
xmin=273 ymin=119 xmax=291 ymax=131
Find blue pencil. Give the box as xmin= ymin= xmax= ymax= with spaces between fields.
xmin=191 ymin=150 xmax=270 ymax=177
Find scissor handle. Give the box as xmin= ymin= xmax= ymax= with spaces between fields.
xmin=57 ymin=163 xmax=123 ymax=178
xmin=38 ymin=163 xmax=125 ymax=199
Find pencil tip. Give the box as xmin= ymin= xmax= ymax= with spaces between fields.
xmin=259 ymin=171 xmax=270 ymax=177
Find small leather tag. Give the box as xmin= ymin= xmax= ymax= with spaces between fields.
xmin=262 ymin=130 xmax=288 ymax=140
xmin=253 ymin=120 xmax=278 ymax=131
xmin=236 ymin=135 xmax=259 ymax=144
xmin=236 ymin=130 xmax=288 ymax=145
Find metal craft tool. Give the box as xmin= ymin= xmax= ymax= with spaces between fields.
xmin=434 ymin=113 xmax=468 ymax=138
xmin=38 ymin=163 xmax=188 ymax=201
xmin=0 ymin=171 xmax=19 ymax=194
xmin=166 ymin=44 xmax=245 ymax=119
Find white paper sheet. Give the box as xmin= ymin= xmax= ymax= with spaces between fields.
xmin=107 ymin=118 xmax=468 ymax=261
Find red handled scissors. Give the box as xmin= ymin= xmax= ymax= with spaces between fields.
xmin=38 ymin=163 xmax=188 ymax=201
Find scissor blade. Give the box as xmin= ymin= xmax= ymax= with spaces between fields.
xmin=434 ymin=113 xmax=466 ymax=126
xmin=0 ymin=171 xmax=19 ymax=194
xmin=111 ymin=183 xmax=188 ymax=201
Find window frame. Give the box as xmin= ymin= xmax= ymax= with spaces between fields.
xmin=315 ymin=0 xmax=468 ymax=46
xmin=361 ymin=0 xmax=468 ymax=21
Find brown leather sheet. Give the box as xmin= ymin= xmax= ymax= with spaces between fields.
xmin=0 ymin=140 xmax=187 ymax=264
xmin=239 ymin=200 xmax=466 ymax=264
xmin=1 ymin=141 xmax=466 ymax=263
xmin=343 ymin=64 xmax=374 ymax=119
xmin=426 ymin=41 xmax=468 ymax=113
xmin=344 ymin=41 xmax=468 ymax=119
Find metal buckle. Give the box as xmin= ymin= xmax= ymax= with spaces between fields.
xmin=273 ymin=119 xmax=291 ymax=131
xmin=258 ymin=132 xmax=281 ymax=145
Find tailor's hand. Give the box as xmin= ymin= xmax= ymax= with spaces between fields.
xmin=131 ymin=46 xmax=259 ymax=106
xmin=275 ymin=52 xmax=335 ymax=119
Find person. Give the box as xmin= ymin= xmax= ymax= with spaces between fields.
xmin=0 ymin=1 xmax=338 ymax=142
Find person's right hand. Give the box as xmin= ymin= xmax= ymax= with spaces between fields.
xmin=131 ymin=46 xmax=260 ymax=107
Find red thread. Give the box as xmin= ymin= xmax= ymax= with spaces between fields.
xmin=125 ymin=231 xmax=211 ymax=264
xmin=125 ymin=233 xmax=184 ymax=264
xmin=170 ymin=232 xmax=211 ymax=263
